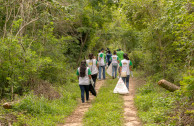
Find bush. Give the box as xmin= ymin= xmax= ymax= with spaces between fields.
xmin=135 ymin=77 xmax=176 ymax=125
xmin=129 ymin=50 xmax=144 ymax=69
xmin=180 ymin=70 xmax=194 ymax=99
xmin=11 ymin=81 xmax=80 ymax=126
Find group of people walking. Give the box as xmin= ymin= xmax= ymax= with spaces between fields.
xmin=76 ymin=48 xmax=133 ymax=103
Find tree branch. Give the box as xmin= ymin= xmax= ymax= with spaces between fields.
xmin=16 ymin=18 xmax=38 ymax=37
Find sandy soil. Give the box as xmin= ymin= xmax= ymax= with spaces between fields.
xmin=123 ymin=78 xmax=142 ymax=126
xmin=59 ymin=80 xmax=104 ymax=126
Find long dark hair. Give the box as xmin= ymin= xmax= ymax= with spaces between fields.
xmin=123 ymin=53 xmax=129 ymax=60
xmin=113 ymin=50 xmax=116 ymax=55
xmin=80 ymin=60 xmax=86 ymax=77
xmin=89 ymin=53 xmax=93 ymax=60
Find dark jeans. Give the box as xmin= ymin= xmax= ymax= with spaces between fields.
xmin=122 ymin=75 xmax=130 ymax=89
xmin=79 ymin=85 xmax=89 ymax=103
xmin=99 ymin=66 xmax=105 ymax=79
xmin=91 ymin=74 xmax=97 ymax=88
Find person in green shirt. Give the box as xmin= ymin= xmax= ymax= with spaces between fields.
xmin=116 ymin=48 xmax=124 ymax=75
xmin=116 ymin=48 xmax=124 ymax=62
xmin=76 ymin=60 xmax=92 ymax=103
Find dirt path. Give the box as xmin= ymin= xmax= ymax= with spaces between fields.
xmin=59 ymin=80 xmax=104 ymax=126
xmin=123 ymin=78 xmax=142 ymax=126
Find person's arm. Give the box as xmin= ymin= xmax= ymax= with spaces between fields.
xmin=76 ymin=69 xmax=79 ymax=80
xmin=117 ymin=57 xmax=120 ymax=63
xmin=99 ymin=53 xmax=103 ymax=60
xmin=119 ymin=67 xmax=122 ymax=76
xmin=119 ymin=62 xmax=122 ymax=75
xmin=109 ymin=57 xmax=112 ymax=62
xmin=88 ymin=68 xmax=92 ymax=79
xmin=129 ymin=61 xmax=133 ymax=71
xmin=105 ymin=54 xmax=108 ymax=65
xmin=129 ymin=66 xmax=132 ymax=71
xmin=96 ymin=60 xmax=99 ymax=69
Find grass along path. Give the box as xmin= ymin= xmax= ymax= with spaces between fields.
xmin=58 ymin=80 xmax=104 ymax=126
xmin=83 ymin=77 xmax=124 ymax=126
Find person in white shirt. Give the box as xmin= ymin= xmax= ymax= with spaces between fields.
xmin=86 ymin=53 xmax=99 ymax=88
xmin=119 ymin=53 xmax=133 ymax=90
xmin=98 ymin=48 xmax=106 ymax=80
xmin=76 ymin=60 xmax=92 ymax=103
xmin=110 ymin=50 xmax=120 ymax=79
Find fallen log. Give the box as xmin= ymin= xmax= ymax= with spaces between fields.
xmin=2 ymin=103 xmax=12 ymax=109
xmin=158 ymin=79 xmax=180 ymax=92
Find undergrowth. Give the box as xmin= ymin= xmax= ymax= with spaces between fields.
xmin=135 ymin=83 xmax=176 ymax=125
xmin=83 ymin=78 xmax=124 ymax=126
xmin=0 ymin=74 xmax=80 ymax=126
xmin=134 ymin=70 xmax=194 ymax=126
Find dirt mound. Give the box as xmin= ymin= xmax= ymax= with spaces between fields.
xmin=26 ymin=78 xmax=61 ymax=100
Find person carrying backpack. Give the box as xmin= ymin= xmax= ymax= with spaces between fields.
xmin=110 ymin=50 xmax=119 ymax=79
xmin=76 ymin=60 xmax=92 ymax=103
xmin=119 ymin=53 xmax=133 ymax=90
xmin=86 ymin=53 xmax=98 ymax=88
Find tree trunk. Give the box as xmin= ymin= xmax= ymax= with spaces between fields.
xmin=11 ymin=84 xmax=14 ymax=101
xmin=157 ymin=30 xmax=166 ymax=77
xmin=77 ymin=32 xmax=88 ymax=65
xmin=158 ymin=79 xmax=180 ymax=92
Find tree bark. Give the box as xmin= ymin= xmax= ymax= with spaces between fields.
xmin=158 ymin=79 xmax=180 ymax=92
xmin=157 ymin=30 xmax=166 ymax=77
xmin=3 ymin=103 xmax=12 ymax=109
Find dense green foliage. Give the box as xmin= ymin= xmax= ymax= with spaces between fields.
xmin=84 ymin=78 xmax=124 ymax=126
xmin=121 ymin=1 xmax=194 ymax=124
xmin=0 ymin=0 xmax=193 ymax=125
xmin=0 ymin=0 xmax=120 ymax=99
xmin=123 ymin=0 xmax=193 ymax=82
